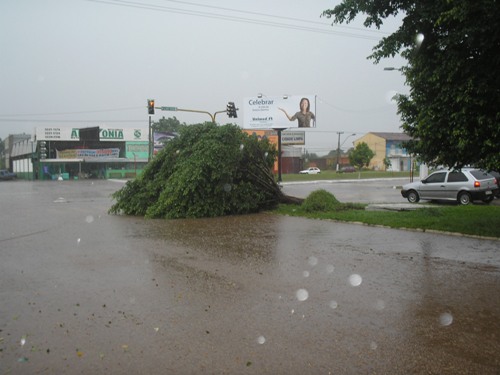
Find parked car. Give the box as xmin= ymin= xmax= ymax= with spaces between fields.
xmin=401 ymin=168 xmax=499 ymax=205
xmin=299 ymin=167 xmax=321 ymax=175
xmin=0 ymin=169 xmax=17 ymax=181
xmin=340 ymin=166 xmax=356 ymax=173
xmin=489 ymin=171 xmax=500 ymax=198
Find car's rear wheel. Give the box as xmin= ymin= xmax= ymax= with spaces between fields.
xmin=458 ymin=191 xmax=472 ymax=205
xmin=407 ymin=190 xmax=419 ymax=203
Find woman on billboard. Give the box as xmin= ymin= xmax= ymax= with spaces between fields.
xmin=278 ymin=97 xmax=315 ymax=128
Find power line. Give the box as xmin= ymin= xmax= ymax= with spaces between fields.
xmin=0 ymin=106 xmax=144 ymax=118
xmin=156 ymin=0 xmax=388 ymax=35
xmin=0 ymin=119 xmax=145 ymax=123
xmin=85 ymin=0 xmax=383 ymax=41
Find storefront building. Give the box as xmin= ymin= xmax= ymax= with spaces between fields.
xmin=12 ymin=126 xmax=150 ymax=180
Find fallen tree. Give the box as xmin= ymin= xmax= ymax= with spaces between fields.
xmin=109 ymin=122 xmax=299 ymax=219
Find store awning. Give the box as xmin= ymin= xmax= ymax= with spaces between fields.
xmin=40 ymin=158 xmax=139 ymax=163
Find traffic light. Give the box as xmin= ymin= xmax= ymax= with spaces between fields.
xmin=148 ymin=99 xmax=155 ymax=115
xmin=226 ymin=102 xmax=237 ymax=118
xmin=39 ymin=141 xmax=47 ymax=160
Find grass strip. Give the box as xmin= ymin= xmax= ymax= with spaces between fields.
xmin=274 ymin=203 xmax=500 ymax=239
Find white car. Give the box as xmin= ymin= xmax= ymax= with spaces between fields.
xmin=299 ymin=167 xmax=321 ymax=175
xmin=401 ymin=168 xmax=498 ymax=205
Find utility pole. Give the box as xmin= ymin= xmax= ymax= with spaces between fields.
xmin=148 ymin=115 xmax=152 ymax=162
xmin=336 ymin=131 xmax=344 ymax=172
xmin=147 ymin=99 xmax=155 ymax=162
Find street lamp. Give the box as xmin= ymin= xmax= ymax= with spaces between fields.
xmin=336 ymin=132 xmax=356 ymax=172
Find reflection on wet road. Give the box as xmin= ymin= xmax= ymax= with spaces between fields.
xmin=1 ymin=180 xmax=499 ymax=374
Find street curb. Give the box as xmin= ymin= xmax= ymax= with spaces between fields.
xmin=321 ymin=217 xmax=500 ymax=241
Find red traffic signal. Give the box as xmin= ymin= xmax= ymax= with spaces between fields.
xmin=148 ymin=99 xmax=155 ymax=115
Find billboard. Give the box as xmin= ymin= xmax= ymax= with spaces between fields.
xmin=153 ymin=131 xmax=178 ymax=155
xmin=56 ymin=148 xmax=120 ymax=159
xmin=35 ymin=127 xmax=148 ymax=142
xmin=243 ymin=95 xmax=316 ymax=130
xmin=282 ymin=131 xmax=305 ymax=145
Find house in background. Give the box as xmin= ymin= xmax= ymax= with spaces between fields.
xmin=353 ymin=132 xmax=412 ymax=171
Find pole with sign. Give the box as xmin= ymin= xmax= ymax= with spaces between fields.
xmin=273 ymin=128 xmax=284 ymax=183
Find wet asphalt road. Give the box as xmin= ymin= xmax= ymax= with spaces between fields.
xmin=281 ymin=177 xmax=410 ymax=203
xmin=0 ymin=180 xmax=499 ymax=374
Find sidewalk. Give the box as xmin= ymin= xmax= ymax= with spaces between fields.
xmin=368 ymin=197 xmax=500 ymax=211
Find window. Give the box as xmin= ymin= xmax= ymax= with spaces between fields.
xmin=447 ymin=171 xmax=468 ymax=182
xmin=470 ymin=170 xmax=491 ymax=180
xmin=425 ymin=172 xmax=446 ymax=183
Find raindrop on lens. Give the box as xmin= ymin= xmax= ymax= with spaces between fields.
xmin=296 ymin=289 xmax=309 ymax=301
xmin=240 ymin=144 xmax=244 ymax=151
xmin=223 ymin=183 xmax=232 ymax=192
xmin=326 ymin=264 xmax=335 ymax=273
xmin=349 ymin=274 xmax=362 ymax=287
xmin=85 ymin=215 xmax=94 ymax=223
xmin=329 ymin=300 xmax=338 ymax=309
xmin=308 ymin=256 xmax=318 ymax=267
xmin=375 ymin=299 xmax=385 ymax=311
xmin=302 ymin=271 xmax=310 ymax=278
xmin=77 ymin=238 xmax=81 ymax=244
xmin=416 ymin=33 xmax=424 ymax=45
xmin=257 ymin=336 xmax=266 ymax=344
xmin=439 ymin=312 xmax=453 ymax=326
xmin=370 ymin=341 xmax=378 ymax=350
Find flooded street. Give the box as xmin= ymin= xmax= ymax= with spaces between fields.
xmin=1 ymin=180 xmax=499 ymax=374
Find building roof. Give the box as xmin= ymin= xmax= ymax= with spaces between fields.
xmin=369 ymin=132 xmax=412 ymax=141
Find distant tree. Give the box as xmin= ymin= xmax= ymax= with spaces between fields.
xmin=109 ymin=123 xmax=297 ymax=219
xmin=383 ymin=157 xmax=392 ymax=171
xmin=303 ymin=150 xmax=320 ymax=166
xmin=327 ymin=149 xmax=337 ymax=157
xmin=152 ymin=116 xmax=186 ymax=133
xmin=306 ymin=152 xmax=320 ymax=160
xmin=323 ymin=0 xmax=500 ymax=170
xmin=349 ymin=142 xmax=375 ymax=171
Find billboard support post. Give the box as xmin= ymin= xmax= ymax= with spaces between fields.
xmin=273 ymin=128 xmax=283 ymax=183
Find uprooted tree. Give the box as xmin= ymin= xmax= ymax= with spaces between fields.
xmin=109 ymin=122 xmax=299 ymax=219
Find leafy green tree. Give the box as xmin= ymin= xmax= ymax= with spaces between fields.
xmin=383 ymin=157 xmax=392 ymax=171
xmin=349 ymin=142 xmax=375 ymax=170
xmin=110 ymin=123 xmax=285 ymax=219
xmin=152 ymin=116 xmax=186 ymax=133
xmin=327 ymin=149 xmax=339 ymax=157
xmin=304 ymin=151 xmax=319 ymax=160
xmin=323 ymin=0 xmax=500 ymax=170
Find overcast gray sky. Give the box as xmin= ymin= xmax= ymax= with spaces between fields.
xmin=0 ymin=0 xmax=407 ymax=154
